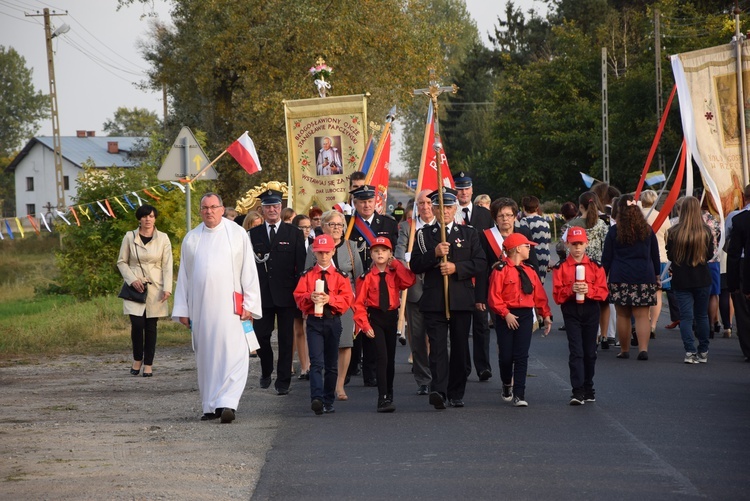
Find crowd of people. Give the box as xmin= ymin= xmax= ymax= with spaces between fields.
xmin=116 ymin=175 xmax=750 ymax=421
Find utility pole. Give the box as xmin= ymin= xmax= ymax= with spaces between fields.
xmin=601 ymin=47 xmax=610 ymax=184
xmin=27 ymin=8 xmax=68 ymax=210
xmin=654 ymin=8 xmax=665 ymax=173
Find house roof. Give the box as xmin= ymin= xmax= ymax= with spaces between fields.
xmin=5 ymin=135 xmax=149 ymax=173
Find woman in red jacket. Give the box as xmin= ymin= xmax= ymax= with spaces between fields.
xmin=552 ymin=227 xmax=609 ymax=405
xmin=353 ymin=237 xmax=416 ymax=412
xmin=488 ymin=233 xmax=552 ymax=407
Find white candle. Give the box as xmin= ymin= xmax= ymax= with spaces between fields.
xmin=314 ymin=279 xmax=325 ymax=317
xmin=575 ymin=265 xmax=585 ymax=303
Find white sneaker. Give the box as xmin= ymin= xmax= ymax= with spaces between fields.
xmin=684 ymin=352 xmax=699 ymax=364
xmin=696 ymin=352 xmax=708 ymax=363
xmin=512 ymin=396 xmax=528 ymax=407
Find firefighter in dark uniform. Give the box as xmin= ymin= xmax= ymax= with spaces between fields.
xmin=249 ymin=189 xmax=307 ymax=395
xmin=409 ymin=187 xmax=487 ymax=409
xmin=346 ymin=184 xmax=399 ymax=386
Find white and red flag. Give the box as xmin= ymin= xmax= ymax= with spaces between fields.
xmin=227 ymin=131 xmax=262 ymax=175
xmin=417 ymin=100 xmax=454 ymax=193
xmin=368 ymin=129 xmax=391 ymax=214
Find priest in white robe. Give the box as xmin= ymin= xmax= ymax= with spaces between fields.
xmin=173 ymin=193 xmax=262 ymax=423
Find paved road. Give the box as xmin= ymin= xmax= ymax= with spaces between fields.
xmin=251 ymin=281 xmax=750 ymax=500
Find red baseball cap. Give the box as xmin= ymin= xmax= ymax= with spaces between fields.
xmin=370 ymin=236 xmax=392 ymax=250
xmin=312 ymin=234 xmax=335 ymax=252
xmin=567 ymin=227 xmax=588 ymax=244
xmin=502 ymin=232 xmax=537 ymax=251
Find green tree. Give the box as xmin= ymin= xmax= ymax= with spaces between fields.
xmin=103 ymin=106 xmax=161 ymax=137
xmin=0 ymin=46 xmax=49 ymax=156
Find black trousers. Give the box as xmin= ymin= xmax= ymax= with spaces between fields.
xmin=130 ymin=314 xmax=158 ymax=365
xmin=348 ymin=327 xmax=377 ymax=383
xmin=466 ymin=308 xmax=492 ymax=378
xmin=367 ymin=307 xmax=399 ymax=397
xmin=423 ymin=310 xmax=471 ymax=400
xmin=255 ymin=305 xmax=296 ymax=392
xmin=561 ymin=300 xmax=600 ymax=393
xmin=496 ymin=308 xmax=534 ymax=399
xmin=731 ymin=291 xmax=750 ymax=359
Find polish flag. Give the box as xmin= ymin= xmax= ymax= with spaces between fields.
xmin=227 ymin=131 xmax=262 ymax=175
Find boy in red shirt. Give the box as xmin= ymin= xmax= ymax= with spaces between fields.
xmin=353 ymin=237 xmax=416 ymax=412
xmin=488 ymin=232 xmax=552 ymax=407
xmin=293 ymin=234 xmax=354 ymax=415
xmin=552 ymin=227 xmax=609 ymax=405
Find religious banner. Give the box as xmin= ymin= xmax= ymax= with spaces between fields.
xmin=284 ymin=94 xmax=368 ymax=214
xmin=672 ymin=43 xmax=750 ymax=216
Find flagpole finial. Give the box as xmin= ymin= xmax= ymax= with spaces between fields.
xmin=309 ymin=57 xmax=333 ymax=98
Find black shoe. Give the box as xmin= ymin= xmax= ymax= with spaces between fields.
xmin=142 ymin=371 xmax=153 ymax=377
xmin=259 ymin=375 xmax=272 ymax=389
xmin=311 ymin=399 xmax=324 ymax=415
xmin=220 ymin=408 xmax=235 ymax=424
xmin=630 ymin=329 xmax=639 ymax=347
xmin=600 ymin=338 xmax=609 ymax=350
xmin=569 ymin=394 xmax=585 ymax=406
xmin=429 ymin=391 xmax=446 ymax=410
xmin=323 ymin=404 xmax=335 ymax=414
xmin=637 ymin=351 xmax=649 ymax=361
xmin=200 ymin=411 xmax=220 ymax=421
xmin=584 ymin=390 xmax=596 ymax=402
xmin=478 ymin=369 xmax=492 ymax=382
xmin=650 ymin=329 xmax=656 ymax=339
xmin=449 ymin=398 xmax=464 ymax=408
xmin=276 ymin=387 xmax=289 ymax=396
xmin=377 ymin=396 xmax=396 ymax=413
xmin=297 ymin=371 xmax=309 ymax=380
xmin=501 ymin=384 xmax=513 ymax=402
xmin=616 ymin=352 xmax=630 ymax=359
xmin=417 ymin=385 xmax=429 ymax=396
xmin=130 ymin=362 xmax=141 ymax=376
xmin=558 ymin=325 xmax=566 ymax=331
xmin=364 ymin=378 xmax=378 ymax=387
xmin=398 ymin=334 xmax=407 ymax=346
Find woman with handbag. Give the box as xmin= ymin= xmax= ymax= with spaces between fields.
xmin=117 ymin=204 xmax=173 ymax=377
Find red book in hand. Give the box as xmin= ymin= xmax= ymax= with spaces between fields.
xmin=234 ymin=291 xmax=243 ymax=316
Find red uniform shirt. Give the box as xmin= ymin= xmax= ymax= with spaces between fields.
xmin=487 ymin=258 xmax=552 ymax=319
xmin=353 ymin=259 xmax=416 ymax=333
xmin=551 ymin=255 xmax=609 ymax=305
xmin=293 ymin=264 xmax=354 ymax=316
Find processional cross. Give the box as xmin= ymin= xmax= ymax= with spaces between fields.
xmin=413 ymin=68 xmax=458 ymax=318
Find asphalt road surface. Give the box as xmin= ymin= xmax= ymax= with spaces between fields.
xmin=251 ymin=278 xmax=750 ymax=500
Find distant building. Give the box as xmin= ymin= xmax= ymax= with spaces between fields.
xmin=5 ymin=131 xmax=148 ymax=219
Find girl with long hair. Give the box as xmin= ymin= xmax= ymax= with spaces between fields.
xmin=602 ymin=195 xmax=661 ymax=360
xmin=666 ymin=196 xmax=714 ymax=363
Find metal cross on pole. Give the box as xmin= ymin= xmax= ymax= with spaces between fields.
xmin=413 ymin=68 xmax=458 ymax=319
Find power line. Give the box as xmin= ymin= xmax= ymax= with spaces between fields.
xmin=68 ymin=13 xmax=149 ymax=73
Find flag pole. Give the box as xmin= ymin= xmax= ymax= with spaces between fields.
xmin=734 ymin=1 xmax=750 ymax=185
xmin=344 ymin=107 xmax=396 ymax=241
xmin=188 ymin=149 xmax=228 ymax=184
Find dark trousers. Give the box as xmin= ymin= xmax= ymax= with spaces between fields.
xmin=405 ymin=301 xmax=431 ymax=386
xmin=255 ymin=305 xmax=296 ymax=392
xmin=720 ymin=285 xmax=732 ymax=329
xmin=731 ymin=291 xmax=750 ymax=359
xmin=496 ymin=308 xmax=534 ymax=399
xmin=666 ymin=289 xmax=681 ymax=322
xmin=561 ymin=300 xmax=599 ymax=394
xmin=466 ymin=308 xmax=492 ymax=377
xmin=306 ymin=316 xmax=341 ymax=405
xmin=368 ymin=307 xmax=399 ymax=397
xmin=423 ymin=310 xmax=471 ymax=400
xmin=130 ymin=314 xmax=158 ymax=365
xmin=348 ymin=327 xmax=377 ymax=383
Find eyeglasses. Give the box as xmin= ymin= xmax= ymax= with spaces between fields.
xmin=200 ymin=205 xmax=222 ymax=212
xmin=497 ymin=213 xmax=515 ymax=219
xmin=326 ymin=223 xmax=344 ymax=228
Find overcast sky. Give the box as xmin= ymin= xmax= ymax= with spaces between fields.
xmin=0 ymin=0 xmax=547 ymax=146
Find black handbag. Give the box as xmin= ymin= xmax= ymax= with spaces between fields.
xmin=118 ymin=231 xmax=149 ymax=303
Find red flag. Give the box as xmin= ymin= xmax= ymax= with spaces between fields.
xmin=227 ymin=131 xmax=262 ymax=175
xmin=417 ymin=100 xmax=455 ymax=193
xmin=369 ymin=129 xmax=391 ymax=213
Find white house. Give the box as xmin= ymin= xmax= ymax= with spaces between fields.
xmin=5 ymin=131 xmax=148 ymax=219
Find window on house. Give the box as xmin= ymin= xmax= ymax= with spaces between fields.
xmin=26 ymin=204 xmax=36 ymax=216
xmin=63 ymin=176 xmax=70 ymax=190
xmin=26 ymin=177 xmax=34 ymax=191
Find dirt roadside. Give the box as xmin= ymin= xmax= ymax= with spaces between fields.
xmin=0 ymin=345 xmax=278 ymax=500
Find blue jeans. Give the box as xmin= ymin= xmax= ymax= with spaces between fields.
xmin=674 ymin=286 xmax=710 ymax=354
xmin=306 ymin=316 xmax=341 ymax=406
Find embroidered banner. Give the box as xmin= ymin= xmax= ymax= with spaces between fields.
xmin=672 ymin=43 xmax=750 ymax=217
xmin=284 ymin=94 xmax=368 ymax=214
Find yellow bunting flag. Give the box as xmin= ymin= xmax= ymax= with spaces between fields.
xmin=114 ymin=197 xmax=128 ymax=213
xmin=78 ymin=205 xmax=92 ymax=221
xmin=14 ymin=217 xmax=25 ymax=238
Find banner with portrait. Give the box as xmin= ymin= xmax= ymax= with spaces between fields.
xmin=284 ymin=94 xmax=368 ymax=214
xmin=672 ymin=43 xmax=750 ymax=216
